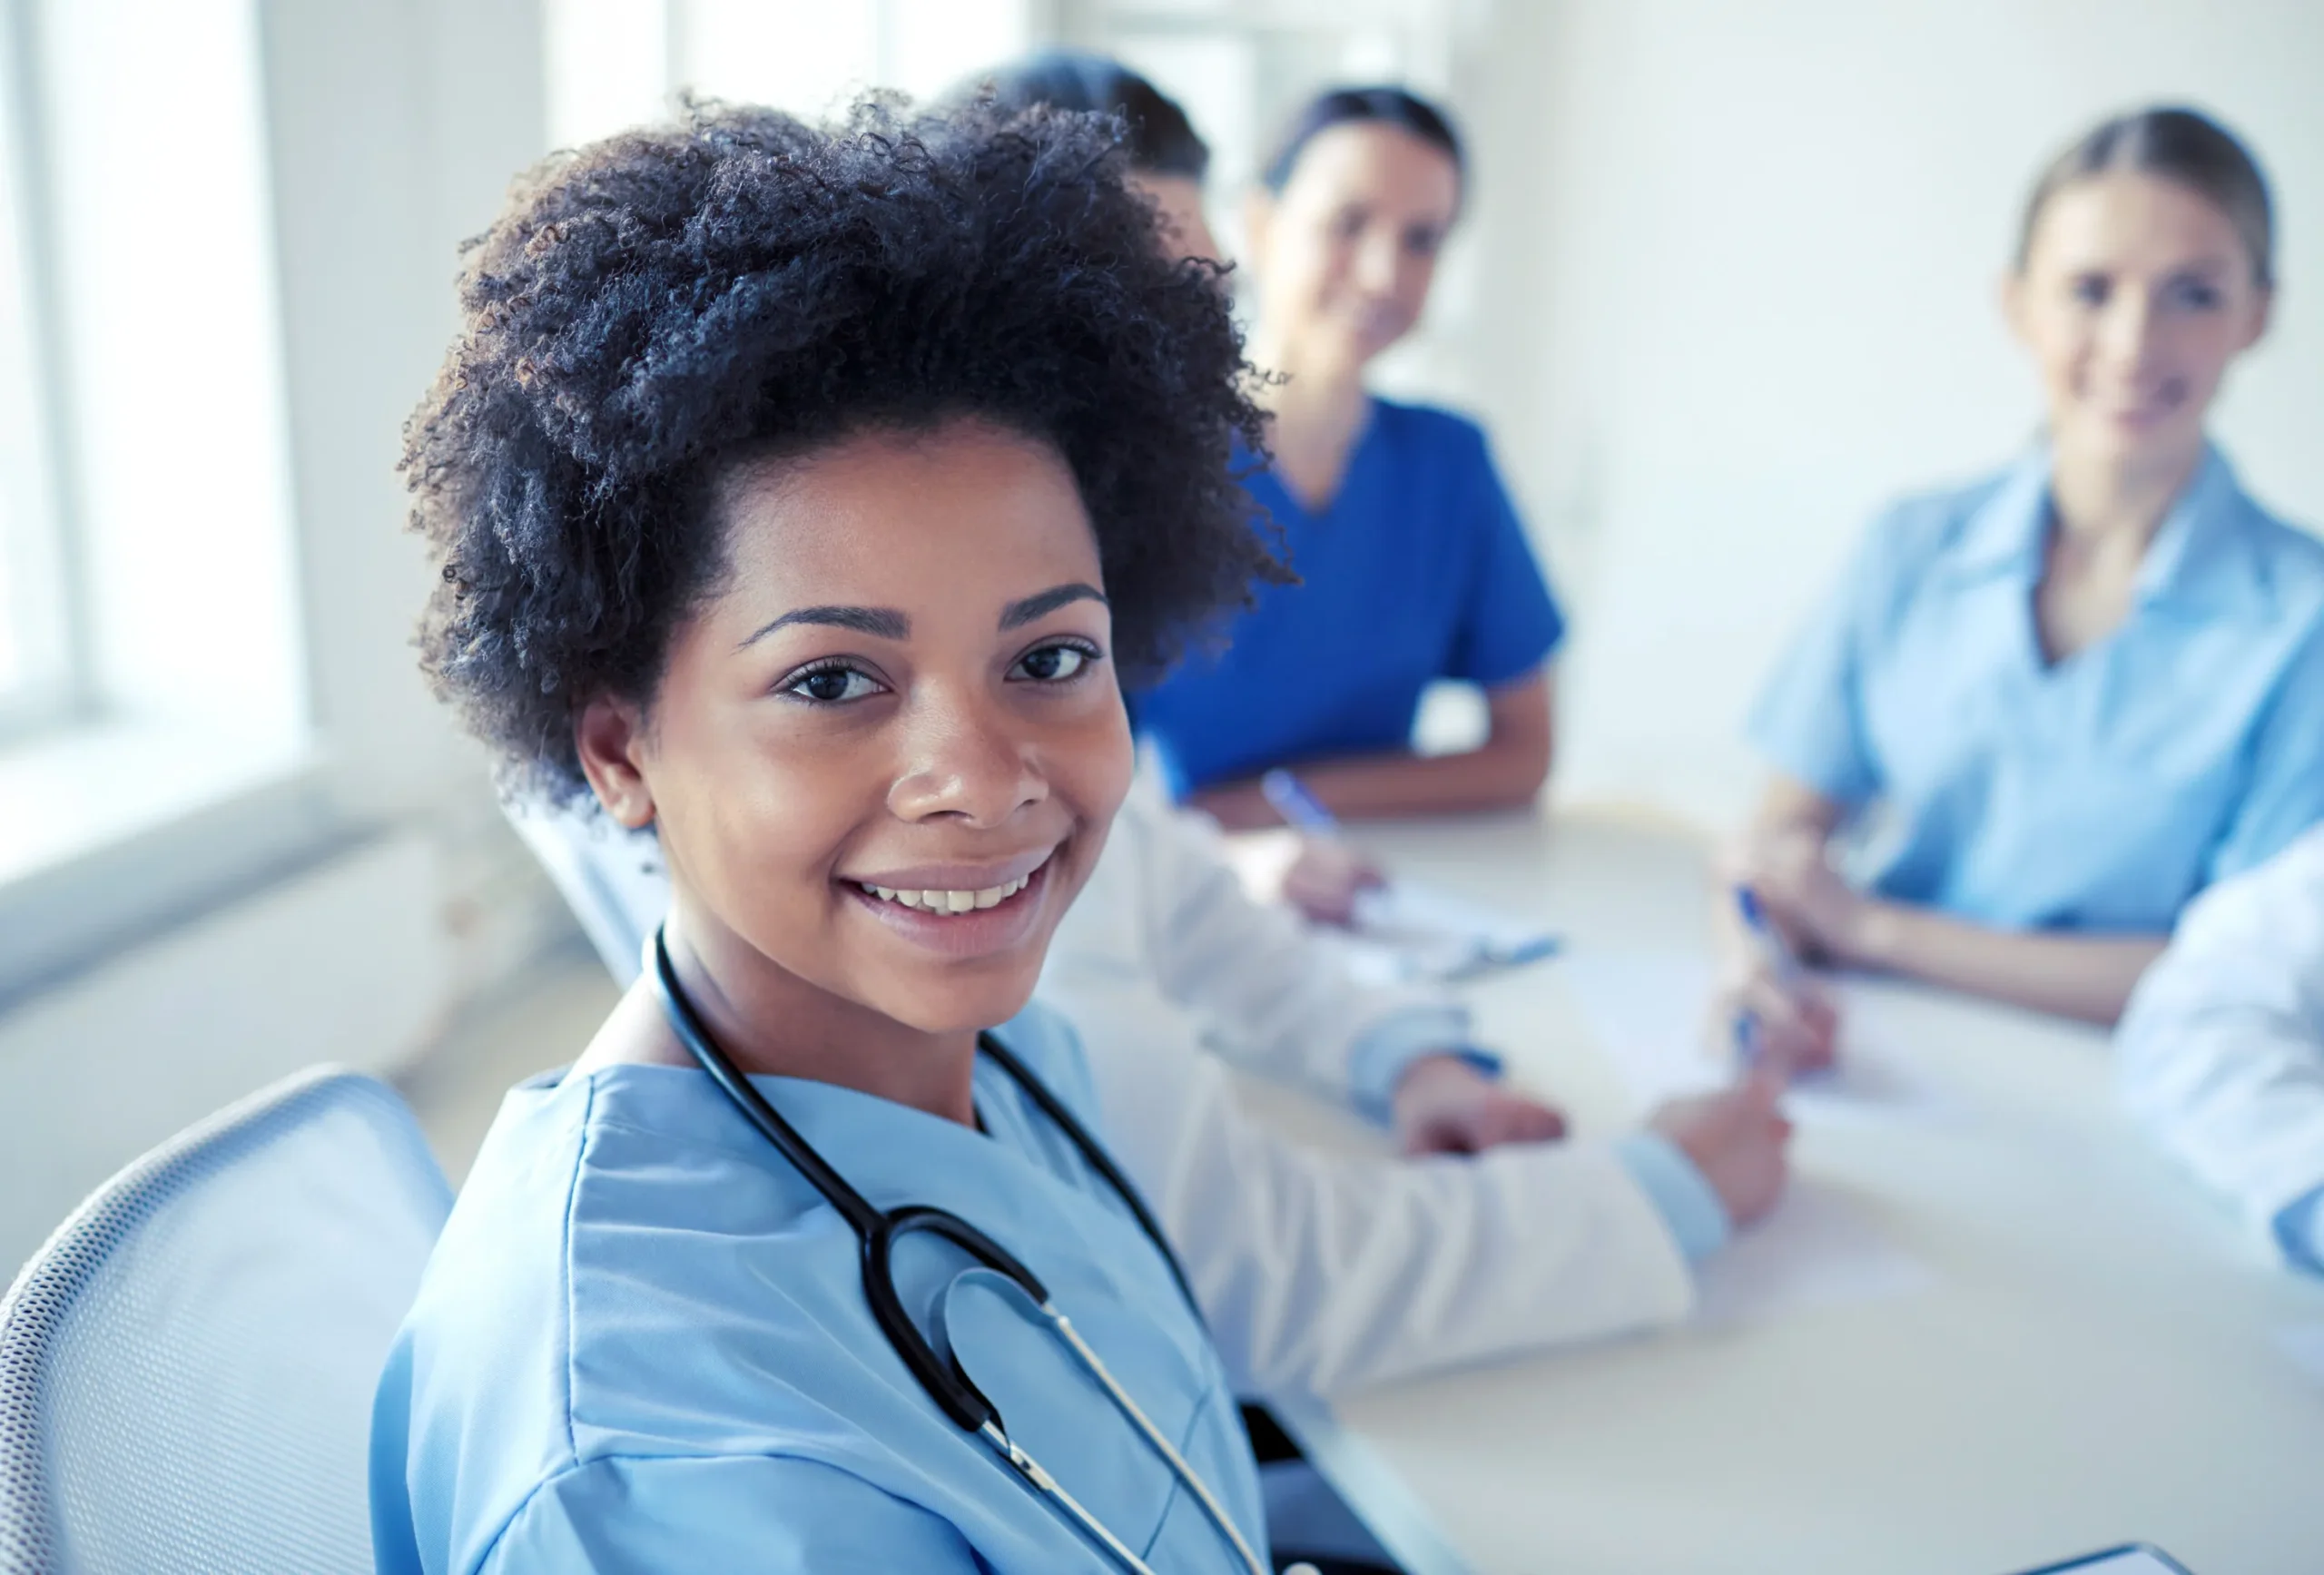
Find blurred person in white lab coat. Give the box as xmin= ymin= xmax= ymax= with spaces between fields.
xmin=2117 ymin=821 xmax=2324 ymax=1276
xmin=518 ymin=774 xmax=1792 ymax=1399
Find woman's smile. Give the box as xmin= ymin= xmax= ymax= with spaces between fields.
xmin=842 ymin=846 xmax=1063 ymax=959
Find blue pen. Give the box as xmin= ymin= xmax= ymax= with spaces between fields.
xmin=1734 ymin=885 xmax=1802 ymax=981
xmin=1260 ymin=769 xmax=1342 ymax=839
xmin=1730 ymin=885 xmax=1801 ymax=1068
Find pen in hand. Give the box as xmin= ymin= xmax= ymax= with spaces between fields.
xmin=1731 ymin=885 xmax=1805 ymax=1072
xmin=1260 ymin=769 xmax=1344 ymax=841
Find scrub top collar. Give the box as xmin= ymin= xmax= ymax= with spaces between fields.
xmin=1946 ymin=440 xmax=2266 ymax=616
xmin=526 ymin=1051 xmax=1061 ymax=1184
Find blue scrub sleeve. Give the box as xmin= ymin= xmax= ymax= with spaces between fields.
xmin=1747 ymin=516 xmax=1894 ymax=807
xmin=1446 ymin=427 xmax=1566 ymax=689
xmin=1611 ymin=1132 xmax=1731 ymax=1263
xmin=2273 ymin=1185 xmax=2324 ymax=1278
xmin=2204 ymin=624 xmax=2324 ymax=887
xmin=484 ymin=1454 xmax=979 ymax=1572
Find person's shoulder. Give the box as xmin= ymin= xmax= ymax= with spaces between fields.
xmin=422 ymin=1073 xmax=596 ymax=1278
xmin=1824 ymin=462 xmax=2027 ymax=619
xmin=381 ymin=1074 xmax=602 ymax=1555
xmin=2225 ymin=485 xmax=2324 ymax=619
xmin=1871 ymin=464 xmax=2017 ymax=557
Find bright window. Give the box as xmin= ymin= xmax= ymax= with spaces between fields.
xmin=546 ymin=0 xmax=1038 ymax=151
xmin=0 ymin=10 xmax=73 ymax=742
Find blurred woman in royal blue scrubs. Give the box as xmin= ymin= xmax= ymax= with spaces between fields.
xmin=1724 ymin=107 xmax=2324 ymax=1069
xmin=1133 ymin=87 xmax=1563 ymax=829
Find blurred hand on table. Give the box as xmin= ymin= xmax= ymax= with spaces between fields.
xmin=1391 ymin=1053 xmax=1568 ymax=1157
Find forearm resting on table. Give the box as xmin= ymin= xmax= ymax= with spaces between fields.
xmin=1846 ymin=904 xmax=2165 ymax=1026
xmin=1193 ymin=674 xmax=1553 ymax=829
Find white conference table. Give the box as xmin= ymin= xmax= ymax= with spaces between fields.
xmin=1253 ymin=808 xmax=2324 ymax=1575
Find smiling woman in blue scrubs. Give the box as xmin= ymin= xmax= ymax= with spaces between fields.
xmin=1724 ymin=107 xmax=2324 ymax=1067
xmin=1132 ymin=87 xmax=1563 ymax=829
xmin=369 ymin=99 xmax=1295 ymax=1572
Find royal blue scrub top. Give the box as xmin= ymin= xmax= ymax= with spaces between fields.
xmin=369 ymin=1002 xmax=1264 ymax=1573
xmin=1135 ymin=397 xmax=1564 ymax=796
xmin=1750 ymin=443 xmax=2324 ymax=932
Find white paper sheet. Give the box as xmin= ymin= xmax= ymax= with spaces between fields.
xmin=1693 ymin=1177 xmax=1938 ymax=1327
xmin=1338 ymin=880 xmax=1560 ymax=985
xmin=1555 ymin=949 xmax=1962 ymax=1126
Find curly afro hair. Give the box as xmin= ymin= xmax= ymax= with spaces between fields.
xmin=407 ymin=95 xmax=1285 ymax=802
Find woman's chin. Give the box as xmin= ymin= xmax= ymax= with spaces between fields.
xmin=874 ymin=960 xmax=1047 ymax=1041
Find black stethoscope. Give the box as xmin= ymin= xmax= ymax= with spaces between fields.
xmin=649 ymin=927 xmax=1275 ymax=1575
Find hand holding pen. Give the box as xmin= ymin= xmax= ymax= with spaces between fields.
xmin=1720 ymin=881 xmax=1839 ymax=1078
xmin=1257 ymin=770 xmax=1385 ymax=927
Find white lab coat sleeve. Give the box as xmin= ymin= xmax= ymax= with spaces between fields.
xmin=1122 ymin=799 xmax=1466 ymax=1103
xmin=1042 ymin=951 xmax=1695 ymax=1399
xmin=2117 ymin=824 xmax=2324 ymax=1262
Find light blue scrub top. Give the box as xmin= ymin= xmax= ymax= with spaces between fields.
xmin=369 ymin=1003 xmax=1265 ymax=1573
xmin=1751 ymin=444 xmax=2324 ymax=931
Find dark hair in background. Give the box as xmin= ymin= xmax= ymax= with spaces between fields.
xmin=1259 ymin=84 xmax=1463 ymax=194
xmin=406 ymin=96 xmax=1283 ymax=802
xmin=966 ymin=50 xmax=1208 ymax=181
xmin=2016 ymin=105 xmax=2275 ymax=289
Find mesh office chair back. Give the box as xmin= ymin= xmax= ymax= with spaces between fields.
xmin=0 ymin=1067 xmax=452 ymax=1574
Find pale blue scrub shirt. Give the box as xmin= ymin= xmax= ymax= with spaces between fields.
xmin=369 ymin=1002 xmax=1265 ymax=1573
xmin=1751 ymin=445 xmax=2324 ymax=931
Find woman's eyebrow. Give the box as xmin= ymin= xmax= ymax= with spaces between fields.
xmin=737 ymin=605 xmax=909 ymax=649
xmin=1000 ymin=582 xmax=1108 ymax=630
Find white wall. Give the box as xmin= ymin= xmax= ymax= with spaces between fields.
xmin=0 ymin=836 xmax=440 ymax=1274
xmin=1459 ymin=0 xmax=2324 ymax=829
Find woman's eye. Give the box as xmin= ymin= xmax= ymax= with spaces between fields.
xmin=1403 ymin=225 xmax=1443 ymax=259
xmin=2164 ymin=276 xmax=2224 ymax=310
xmin=1009 ymin=643 xmax=1096 ymax=684
xmin=2070 ymin=274 xmax=2111 ymax=308
xmin=782 ymin=664 xmax=884 ymax=704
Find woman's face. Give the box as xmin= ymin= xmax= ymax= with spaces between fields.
xmin=586 ymin=418 xmax=1132 ymax=1037
xmin=2004 ymin=170 xmax=2270 ymax=478
xmin=1246 ymin=122 xmax=1460 ymax=375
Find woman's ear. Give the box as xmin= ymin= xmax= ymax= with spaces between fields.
xmin=1997 ymin=269 xmax=2030 ymax=349
xmin=576 ymin=695 xmax=656 ymax=829
xmin=2238 ymin=282 xmax=2274 ymax=354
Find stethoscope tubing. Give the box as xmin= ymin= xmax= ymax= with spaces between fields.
xmin=647 ymin=927 xmax=1269 ymax=1575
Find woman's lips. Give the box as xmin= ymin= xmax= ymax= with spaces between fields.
xmin=841 ymin=852 xmax=1057 ymax=959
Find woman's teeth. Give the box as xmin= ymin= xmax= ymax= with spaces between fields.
xmin=859 ymin=869 xmax=1035 ymax=914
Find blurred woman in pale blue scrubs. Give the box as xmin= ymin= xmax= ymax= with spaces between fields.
xmin=369 ymin=97 xmax=1295 ymax=1572
xmin=1726 ymin=106 xmax=2324 ymax=1068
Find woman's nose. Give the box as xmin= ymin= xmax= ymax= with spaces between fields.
xmin=1353 ymin=230 xmax=1403 ymax=295
xmin=2096 ymin=287 xmax=2163 ymax=372
xmin=886 ymin=693 xmax=1046 ymax=826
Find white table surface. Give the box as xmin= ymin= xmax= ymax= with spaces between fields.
xmin=1261 ymin=808 xmax=2324 ymax=1575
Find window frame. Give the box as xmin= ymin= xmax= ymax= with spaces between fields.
xmin=0 ymin=0 xmax=86 ymax=748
